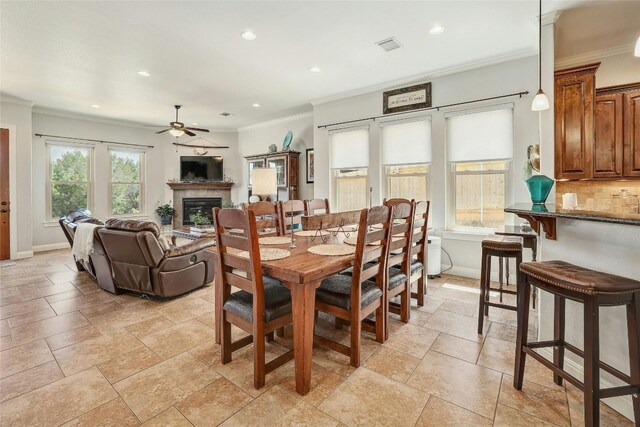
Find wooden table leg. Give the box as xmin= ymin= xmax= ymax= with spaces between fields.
xmin=288 ymin=281 xmax=319 ymax=396
xmin=214 ymin=256 xmax=222 ymax=345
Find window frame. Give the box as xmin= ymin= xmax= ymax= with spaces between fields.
xmin=107 ymin=147 xmax=146 ymax=217
xmin=46 ymin=142 xmax=94 ymax=221
xmin=329 ymin=125 xmax=370 ymax=211
xmin=382 ymin=163 xmax=430 ymax=202
xmin=332 ymin=168 xmax=370 ymax=212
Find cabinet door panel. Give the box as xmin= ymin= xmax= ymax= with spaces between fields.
xmin=594 ymin=93 xmax=623 ymax=178
xmin=623 ymin=89 xmax=640 ymax=178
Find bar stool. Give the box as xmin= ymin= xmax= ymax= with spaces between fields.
xmin=515 ymin=261 xmax=640 ymax=427
xmin=496 ymin=226 xmax=537 ymax=306
xmin=477 ymin=235 xmax=523 ymax=334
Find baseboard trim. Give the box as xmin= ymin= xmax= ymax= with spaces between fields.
xmin=33 ymin=243 xmax=70 ymax=253
xmin=14 ymin=251 xmax=33 ymax=259
xmin=438 ymin=265 xmax=503 ymax=283
xmin=537 ymin=348 xmax=634 ymax=421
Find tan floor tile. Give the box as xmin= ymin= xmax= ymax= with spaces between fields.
xmin=0 ymin=274 xmax=49 ymax=289
xmin=126 ymin=315 xmax=175 ymax=339
xmin=277 ymin=361 xmax=346 ymax=406
xmin=45 ymin=324 xmax=103 ymax=351
xmin=0 ymin=298 xmax=51 ymax=320
xmin=49 ymin=292 xmax=115 ymax=315
xmin=80 ymin=301 xmax=125 ymax=318
xmin=565 ymin=383 xmax=635 ymax=427
xmin=407 ymin=309 xmax=432 ymax=326
xmin=7 ymin=306 xmax=57 ymax=327
xmin=140 ymin=407 xmax=194 ymax=427
xmin=61 ymin=397 xmax=140 ymax=427
xmin=11 ymin=311 xmax=89 ymax=344
xmin=45 ymin=289 xmax=84 ymax=303
xmin=223 ymin=386 xmax=339 ymax=426
xmin=74 ymin=281 xmax=102 ymax=295
xmin=382 ymin=323 xmax=439 ymax=358
xmin=176 ymin=377 xmax=253 ymax=426
xmin=406 ymin=350 xmax=502 ymax=419
xmin=0 ymin=367 xmax=117 ymax=426
xmin=141 ymin=319 xmax=215 ymax=360
xmin=196 ymin=312 xmax=215 ymax=329
xmin=438 ymin=299 xmax=478 ymax=316
xmin=487 ymin=321 xmax=518 ymax=343
xmin=114 ymin=352 xmax=220 ymax=422
xmin=98 ymin=346 xmax=163 ymax=383
xmin=159 ymin=297 xmax=214 ymax=324
xmin=54 ymin=329 xmax=144 ymax=375
xmin=0 ymin=293 xmax=23 ymax=308
xmin=424 ymin=309 xmax=487 ymax=342
xmin=319 ymin=368 xmax=429 ymax=426
xmin=89 ymin=304 xmax=159 ymax=333
xmin=494 ymin=403 xmax=559 ymax=426
xmin=415 ymin=396 xmax=493 ymax=427
xmin=19 ymin=281 xmax=77 ymax=300
xmin=46 ymin=270 xmax=86 ymax=284
xmin=188 ymin=339 xmax=223 ymax=369
xmin=363 ymin=346 xmax=421 ymax=383
xmin=0 ymin=339 xmax=53 ymax=379
xmin=312 ymin=345 xmax=358 ymax=378
xmin=499 ymin=375 xmax=570 ymax=426
xmin=430 ymin=332 xmax=483 ymax=363
xmin=0 ymin=334 xmax=15 ymax=350
xmin=0 ymin=360 xmax=64 ymax=403
xmin=0 ymin=319 xmax=9 ymax=336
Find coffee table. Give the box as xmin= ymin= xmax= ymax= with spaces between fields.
xmin=171 ymin=227 xmax=216 ymax=245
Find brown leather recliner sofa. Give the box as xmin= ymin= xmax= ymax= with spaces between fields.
xmin=59 ymin=209 xmax=119 ymax=294
xmin=98 ymin=219 xmax=215 ymax=298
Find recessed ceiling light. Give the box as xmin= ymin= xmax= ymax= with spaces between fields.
xmin=310 ymin=66 xmax=321 ymax=73
xmin=91 ymin=104 xmax=101 ymax=109
xmin=241 ymin=31 xmax=256 ymax=40
xmin=429 ymin=25 xmax=445 ymax=35
xmin=137 ymin=70 xmax=151 ymax=77
xmin=191 ymin=122 xmax=199 ymax=126
xmin=252 ymin=103 xmax=261 ymax=108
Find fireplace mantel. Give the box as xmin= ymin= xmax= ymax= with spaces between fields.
xmin=167 ymin=182 xmax=234 ymax=190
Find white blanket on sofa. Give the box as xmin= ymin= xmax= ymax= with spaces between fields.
xmin=72 ymin=223 xmax=102 ymax=263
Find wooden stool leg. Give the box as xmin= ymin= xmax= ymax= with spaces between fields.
xmin=583 ymin=295 xmax=600 ymax=427
xmin=499 ymin=256 xmax=504 ymax=303
xmin=514 ymin=269 xmax=531 ymax=390
xmin=553 ymin=294 xmax=566 ymax=386
xmin=484 ymin=255 xmax=492 ymax=316
xmin=478 ymin=248 xmax=488 ymax=335
xmin=626 ymin=292 xmax=640 ymax=423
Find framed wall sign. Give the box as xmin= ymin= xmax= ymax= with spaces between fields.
xmin=383 ymin=82 xmax=432 ymax=114
xmin=306 ymin=148 xmax=314 ymax=183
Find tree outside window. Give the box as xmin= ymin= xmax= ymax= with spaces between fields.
xmin=110 ymin=150 xmax=144 ymax=215
xmin=49 ymin=145 xmax=91 ymax=219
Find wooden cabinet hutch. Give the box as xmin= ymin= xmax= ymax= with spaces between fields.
xmin=245 ymin=150 xmax=300 ymax=200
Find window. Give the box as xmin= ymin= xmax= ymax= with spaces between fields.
xmin=330 ymin=128 xmax=369 ymax=211
xmin=109 ymin=149 xmax=144 ymax=215
xmin=47 ymin=144 xmax=93 ymax=220
xmin=381 ymin=119 xmax=431 ymax=201
xmin=447 ymin=107 xmax=513 ymax=231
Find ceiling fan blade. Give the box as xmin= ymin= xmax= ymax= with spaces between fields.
xmin=155 ymin=129 xmax=171 ymax=134
xmin=185 ymin=127 xmax=210 ymax=132
xmin=183 ymin=129 xmax=196 ymax=137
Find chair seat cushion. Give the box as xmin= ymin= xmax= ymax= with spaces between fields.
xmin=410 ymin=260 xmax=423 ymax=274
xmin=223 ymin=276 xmax=291 ymax=322
xmin=387 ymin=269 xmax=408 ymax=290
xmin=316 ymin=274 xmax=382 ymax=310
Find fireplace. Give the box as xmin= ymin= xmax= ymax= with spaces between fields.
xmin=182 ymin=197 xmax=222 ymax=226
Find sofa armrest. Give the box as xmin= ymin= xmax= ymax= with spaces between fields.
xmin=165 ymin=238 xmax=215 ymax=258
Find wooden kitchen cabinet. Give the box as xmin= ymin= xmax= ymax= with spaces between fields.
xmin=623 ymin=88 xmax=640 ymax=178
xmin=554 ymin=63 xmax=599 ymax=180
xmin=594 ymin=91 xmax=623 ymax=178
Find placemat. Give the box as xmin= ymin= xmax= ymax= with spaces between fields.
xmin=308 ymin=244 xmax=355 ymax=256
xmin=295 ymin=229 xmax=330 ymax=237
xmin=343 ymin=237 xmax=381 ymax=246
xmin=237 ymin=248 xmax=291 ymax=261
xmin=259 ymin=236 xmax=291 ymax=245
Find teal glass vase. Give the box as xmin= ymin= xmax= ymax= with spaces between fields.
xmin=526 ymin=175 xmax=554 ymax=204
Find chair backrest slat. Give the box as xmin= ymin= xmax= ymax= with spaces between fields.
xmin=277 ymin=200 xmax=305 ymax=234
xmin=223 ymin=271 xmax=254 ymax=292
xmin=304 ymin=198 xmax=330 ymax=216
xmin=384 ymin=198 xmax=416 ymax=274
xmin=243 ymin=201 xmax=281 ymax=236
xmin=410 ymin=201 xmax=430 ymax=264
xmin=218 ymin=234 xmax=250 ymax=251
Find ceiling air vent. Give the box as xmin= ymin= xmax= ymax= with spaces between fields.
xmin=375 ymin=37 xmax=403 ymax=52
xmin=218 ymin=112 xmax=232 ymax=117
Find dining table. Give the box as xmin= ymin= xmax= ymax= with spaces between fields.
xmin=208 ymin=232 xmax=357 ymax=395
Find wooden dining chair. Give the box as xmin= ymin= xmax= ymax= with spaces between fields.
xmin=314 ymin=205 xmax=394 ymax=367
xmin=213 ymin=207 xmax=294 ymax=388
xmin=277 ymin=200 xmax=306 ymax=234
xmin=242 ymin=201 xmax=282 ymax=236
xmin=383 ymin=199 xmax=416 ymax=336
xmin=410 ymin=201 xmax=430 ymax=306
xmin=304 ymin=198 xmax=330 ymax=215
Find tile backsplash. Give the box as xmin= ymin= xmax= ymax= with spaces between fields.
xmin=556 ymin=181 xmax=640 ymax=213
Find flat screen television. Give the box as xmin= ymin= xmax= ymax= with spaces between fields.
xmin=180 ymin=156 xmax=223 ymax=182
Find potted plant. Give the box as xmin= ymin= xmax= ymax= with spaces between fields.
xmin=155 ymin=202 xmax=176 ymax=226
xmin=189 ymin=211 xmax=212 ymax=231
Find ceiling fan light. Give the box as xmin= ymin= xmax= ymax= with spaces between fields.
xmin=169 ymin=128 xmax=185 ymax=137
xmin=532 ymin=89 xmax=550 ymax=111
xmin=635 ymin=36 xmax=640 ymax=57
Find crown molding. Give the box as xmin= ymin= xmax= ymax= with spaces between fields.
xmin=541 ymin=11 xmax=562 ymax=26
xmin=555 ymin=43 xmax=635 ymax=69
xmin=310 ymin=48 xmax=536 ymax=107
xmin=0 ymin=93 xmax=35 ymax=107
xmin=237 ymin=112 xmax=313 ymax=132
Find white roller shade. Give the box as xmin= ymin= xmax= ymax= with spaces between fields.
xmin=381 ymin=119 xmax=431 ymax=165
xmin=330 ymin=128 xmax=369 ymax=169
xmin=446 ymin=107 xmax=513 ymax=162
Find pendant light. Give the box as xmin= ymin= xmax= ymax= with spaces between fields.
xmin=634 ymin=35 xmax=640 ymax=57
xmin=531 ymin=0 xmax=550 ymax=111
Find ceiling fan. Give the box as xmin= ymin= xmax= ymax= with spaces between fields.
xmin=155 ymin=105 xmax=209 ymax=137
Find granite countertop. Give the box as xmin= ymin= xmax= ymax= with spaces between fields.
xmin=505 ymin=203 xmax=640 ymax=226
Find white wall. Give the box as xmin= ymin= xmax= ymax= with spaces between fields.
xmin=237 ymin=113 xmax=314 ymax=204
xmin=313 ymin=56 xmax=540 ymax=277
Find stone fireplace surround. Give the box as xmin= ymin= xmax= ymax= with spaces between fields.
xmin=167 ymin=182 xmax=234 ymax=227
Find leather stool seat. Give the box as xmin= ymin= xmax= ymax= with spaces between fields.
xmin=482 ymin=235 xmax=523 ymax=251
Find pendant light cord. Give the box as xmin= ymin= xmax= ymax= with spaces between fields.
xmin=538 ymin=0 xmax=542 ymax=90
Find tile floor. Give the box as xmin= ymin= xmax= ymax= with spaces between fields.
xmin=0 ymin=249 xmax=634 ymax=426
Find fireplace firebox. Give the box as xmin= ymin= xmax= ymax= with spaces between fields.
xmin=182 ymin=197 xmax=222 ymax=226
